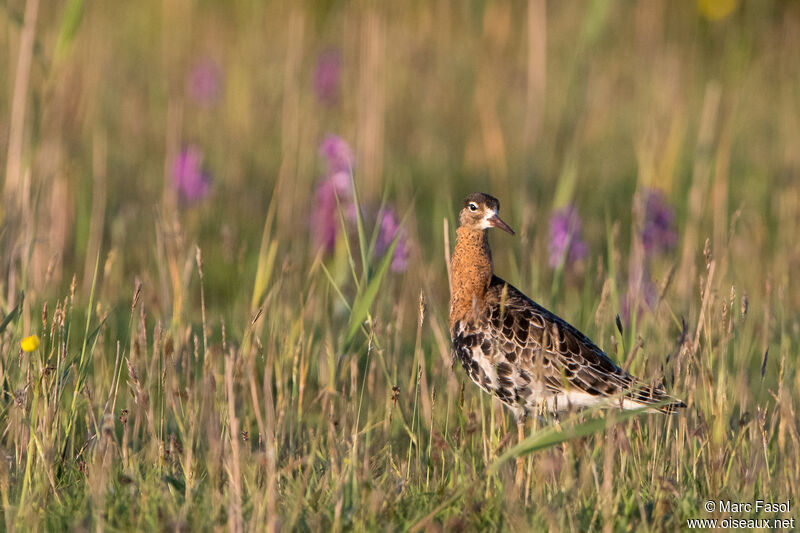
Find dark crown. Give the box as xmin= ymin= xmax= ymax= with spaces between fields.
xmin=463 ymin=192 xmax=500 ymax=211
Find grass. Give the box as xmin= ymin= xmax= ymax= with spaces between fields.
xmin=1 ymin=0 xmax=799 ymax=531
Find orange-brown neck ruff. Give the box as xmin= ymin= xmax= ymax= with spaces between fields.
xmin=449 ymin=226 xmax=493 ymax=332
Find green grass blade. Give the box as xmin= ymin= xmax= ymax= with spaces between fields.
xmin=334 ymin=190 xmax=361 ymax=287
xmin=251 ymin=195 xmax=278 ymax=310
xmin=345 ymin=233 xmax=400 ymax=344
xmin=0 ymin=292 xmax=24 ymax=335
xmin=54 ymin=0 xmax=85 ymax=62
xmin=348 ymin=172 xmax=369 ymax=280
xmin=552 ymin=153 xmax=578 ymax=210
xmin=251 ymin=239 xmax=278 ymax=311
xmin=62 ymin=251 xmax=100 ymax=446
xmin=319 ymin=261 xmax=352 ymax=312
xmin=490 ymin=403 xmax=668 ymax=474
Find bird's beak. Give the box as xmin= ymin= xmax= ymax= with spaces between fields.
xmin=489 ymin=214 xmax=515 ymax=235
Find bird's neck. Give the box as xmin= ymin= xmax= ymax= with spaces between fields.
xmin=449 ymin=227 xmax=493 ymax=332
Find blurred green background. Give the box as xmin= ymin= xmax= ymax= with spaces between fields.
xmin=3 ymin=0 xmax=799 ymax=315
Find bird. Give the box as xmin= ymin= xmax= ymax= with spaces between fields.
xmin=449 ymin=192 xmax=685 ymax=424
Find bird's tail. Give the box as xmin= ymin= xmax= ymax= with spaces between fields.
xmin=625 ymin=382 xmax=686 ymax=414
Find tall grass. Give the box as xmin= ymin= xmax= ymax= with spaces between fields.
xmin=1 ymin=1 xmax=799 ymax=530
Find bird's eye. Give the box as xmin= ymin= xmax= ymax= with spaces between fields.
xmin=469 ymin=202 xmax=478 ymax=212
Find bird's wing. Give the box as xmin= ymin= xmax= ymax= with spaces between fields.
xmin=484 ymin=276 xmax=683 ymax=412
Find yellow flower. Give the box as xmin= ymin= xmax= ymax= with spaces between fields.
xmin=698 ymin=0 xmax=737 ymax=21
xmin=20 ymin=335 xmax=40 ymax=352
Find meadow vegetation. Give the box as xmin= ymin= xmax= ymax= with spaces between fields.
xmin=1 ymin=1 xmax=799 ymax=530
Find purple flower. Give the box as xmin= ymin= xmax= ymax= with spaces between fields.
xmin=548 ymin=205 xmax=588 ymax=269
xmin=187 ymin=59 xmax=222 ymax=105
xmin=375 ymin=208 xmax=408 ymax=273
xmin=641 ymin=188 xmax=678 ymax=256
xmin=310 ymin=171 xmax=354 ymax=253
xmin=314 ymin=49 xmax=341 ymax=105
xmin=311 ymin=135 xmax=356 ymax=252
xmin=319 ymin=134 xmax=354 ymax=175
xmin=172 ymin=146 xmax=211 ymax=204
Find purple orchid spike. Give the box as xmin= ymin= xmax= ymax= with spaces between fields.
xmin=310 ymin=171 xmax=354 ymax=253
xmin=548 ymin=205 xmax=588 ymax=269
xmin=187 ymin=59 xmax=222 ymax=105
xmin=314 ymin=49 xmax=341 ymax=106
xmin=172 ymin=146 xmax=211 ymax=204
xmin=311 ymin=135 xmax=356 ymax=252
xmin=641 ymin=188 xmax=678 ymax=256
xmin=375 ymin=207 xmax=409 ymax=273
xmin=319 ymin=134 xmax=354 ymax=175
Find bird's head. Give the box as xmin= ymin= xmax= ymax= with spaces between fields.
xmin=458 ymin=192 xmax=515 ymax=235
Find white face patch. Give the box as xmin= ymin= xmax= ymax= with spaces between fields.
xmin=479 ymin=209 xmax=497 ymax=229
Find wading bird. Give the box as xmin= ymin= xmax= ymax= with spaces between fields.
xmin=449 ymin=193 xmax=685 ymax=431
